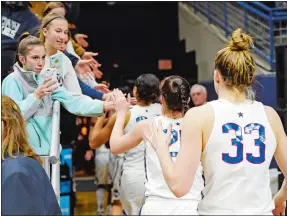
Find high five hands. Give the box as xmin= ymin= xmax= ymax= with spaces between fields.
xmin=103 ymin=88 xmax=137 ymax=112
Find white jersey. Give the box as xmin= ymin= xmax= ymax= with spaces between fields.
xmin=198 ymin=99 xmax=276 ymax=215
xmin=123 ymin=103 xmax=162 ymax=170
xmin=145 ymin=115 xmax=204 ymax=200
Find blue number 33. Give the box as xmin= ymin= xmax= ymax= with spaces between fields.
xmin=222 ymin=123 xmax=266 ymax=164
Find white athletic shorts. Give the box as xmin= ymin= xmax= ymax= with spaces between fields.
xmin=109 ymin=152 xmax=124 ymax=203
xmin=120 ymin=169 xmax=146 ymax=215
xmin=141 ymin=197 xmax=199 ymax=215
xmin=94 ymin=149 xmax=110 ymax=185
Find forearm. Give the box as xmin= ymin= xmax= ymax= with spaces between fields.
xmin=53 ymin=87 xmax=103 ymax=116
xmin=276 ymin=179 xmax=287 ymax=202
xmin=78 ymin=78 xmax=104 ymax=100
xmin=89 ymin=121 xmax=107 ymax=149
xmin=110 ymin=112 xmax=126 ymax=154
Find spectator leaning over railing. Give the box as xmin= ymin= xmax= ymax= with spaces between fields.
xmin=41 ymin=2 xmax=88 ymax=59
xmin=39 ymin=4 xmax=103 ymax=81
xmin=1 ymin=95 xmax=61 ymax=215
xmin=42 ymin=3 xmax=106 ymax=92
xmin=38 ymin=13 xmax=110 ymax=95
xmin=38 ymin=13 xmax=81 ymax=94
xmin=2 ymin=34 xmax=114 ymax=156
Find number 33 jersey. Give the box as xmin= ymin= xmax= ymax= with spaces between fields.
xmin=145 ymin=115 xmax=204 ymax=200
xmin=198 ymin=99 xmax=276 ymax=215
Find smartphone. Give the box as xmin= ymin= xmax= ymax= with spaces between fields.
xmin=45 ymin=68 xmax=58 ymax=83
xmin=50 ymin=53 xmax=63 ymax=77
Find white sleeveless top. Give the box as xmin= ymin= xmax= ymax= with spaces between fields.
xmin=123 ymin=103 xmax=162 ymax=170
xmin=198 ymin=99 xmax=276 ymax=215
xmin=145 ymin=115 xmax=204 ymax=200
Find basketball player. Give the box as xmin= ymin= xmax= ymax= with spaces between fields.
xmin=89 ymin=74 xmax=162 ymax=215
xmin=109 ymin=76 xmax=204 ymax=215
xmin=90 ymin=111 xmax=123 ymax=216
xmin=145 ymin=28 xmax=287 ymax=215
xmin=90 ymin=115 xmax=112 ymax=215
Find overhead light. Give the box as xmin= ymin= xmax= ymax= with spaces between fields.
xmin=107 ymin=2 xmax=116 ymax=6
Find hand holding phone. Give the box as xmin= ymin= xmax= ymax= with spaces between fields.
xmin=45 ymin=68 xmax=58 ymax=83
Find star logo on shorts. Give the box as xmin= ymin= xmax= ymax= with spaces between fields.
xmin=238 ymin=112 xmax=244 ymax=118
xmin=176 ymin=122 xmax=180 ymax=126
xmin=146 ymin=109 xmax=148 ymax=112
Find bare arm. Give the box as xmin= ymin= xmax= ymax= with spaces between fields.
xmin=110 ymin=109 xmax=148 ymax=154
xmin=266 ymin=106 xmax=287 ymax=205
xmin=153 ymin=107 xmax=204 ymax=197
xmin=89 ymin=112 xmax=130 ymax=149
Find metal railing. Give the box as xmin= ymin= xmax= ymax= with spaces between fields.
xmin=41 ymin=101 xmax=61 ymax=204
xmin=186 ymin=1 xmax=287 ymax=71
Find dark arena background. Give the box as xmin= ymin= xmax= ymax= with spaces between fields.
xmin=76 ymin=2 xmax=198 ymax=88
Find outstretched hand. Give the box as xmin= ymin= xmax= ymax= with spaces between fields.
xmin=94 ymin=84 xmax=111 ymax=93
xmin=111 ymin=89 xmax=131 ymax=113
xmin=75 ymin=33 xmax=89 ymax=48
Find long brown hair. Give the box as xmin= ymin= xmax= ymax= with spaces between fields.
xmin=215 ymin=28 xmax=255 ymax=92
xmin=1 ymin=96 xmax=42 ymax=163
xmin=160 ymin=75 xmax=190 ymax=114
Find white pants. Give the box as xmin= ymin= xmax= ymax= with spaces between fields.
xmin=95 ymin=150 xmax=110 ymax=185
xmin=109 ymin=152 xmax=124 ymax=203
xmin=141 ymin=197 xmax=199 ymax=215
xmin=120 ymin=170 xmax=146 ymax=215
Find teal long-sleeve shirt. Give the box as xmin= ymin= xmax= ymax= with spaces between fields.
xmin=2 ymin=64 xmax=104 ymax=155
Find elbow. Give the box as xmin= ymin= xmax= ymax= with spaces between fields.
xmin=89 ymin=137 xmax=100 ymax=149
xmin=110 ymin=148 xmax=119 ymax=155
xmin=110 ymin=145 xmax=120 ymax=155
xmin=109 ymin=140 xmax=121 ymax=155
xmin=89 ymin=141 xmax=97 ymax=149
xmin=170 ymin=185 xmax=189 ymax=198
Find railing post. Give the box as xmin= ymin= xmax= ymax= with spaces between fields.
xmin=269 ymin=10 xmax=275 ymax=71
xmin=50 ymin=100 xmax=61 ymax=204
xmin=224 ymin=2 xmax=229 ymax=37
xmin=49 ymin=101 xmax=61 ymax=164
xmin=51 ymin=150 xmax=61 ymax=204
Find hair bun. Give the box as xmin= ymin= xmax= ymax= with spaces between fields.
xmin=19 ymin=32 xmax=30 ymax=43
xmin=228 ymin=28 xmax=254 ymax=51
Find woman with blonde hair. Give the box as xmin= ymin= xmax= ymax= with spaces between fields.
xmin=1 ymin=95 xmax=61 ymax=215
xmin=146 ymin=28 xmax=287 ymax=215
xmin=42 ymin=2 xmax=89 ymax=50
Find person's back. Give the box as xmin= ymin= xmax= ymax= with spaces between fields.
xmin=198 ymin=99 xmax=276 ymax=215
xmin=144 ymin=115 xmax=204 ymax=214
xmin=2 ymin=155 xmax=61 ymax=215
xmin=120 ymin=103 xmax=161 ymax=215
xmin=123 ymin=103 xmax=162 ymax=170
